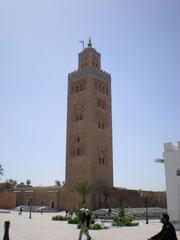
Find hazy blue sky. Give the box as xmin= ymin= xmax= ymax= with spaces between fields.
xmin=0 ymin=0 xmax=179 ymax=190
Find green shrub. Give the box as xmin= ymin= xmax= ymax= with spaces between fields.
xmin=68 ymin=216 xmax=79 ymax=224
xmin=112 ymin=208 xmax=133 ymax=225
xmin=90 ymin=223 xmax=101 ymax=230
xmin=91 ymin=217 xmax=95 ymax=224
xmin=52 ymin=215 xmax=67 ymax=221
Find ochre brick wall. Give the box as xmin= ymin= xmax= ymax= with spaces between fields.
xmin=0 ymin=192 xmax=16 ymax=209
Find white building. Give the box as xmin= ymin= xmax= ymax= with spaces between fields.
xmin=163 ymin=141 xmax=180 ymax=230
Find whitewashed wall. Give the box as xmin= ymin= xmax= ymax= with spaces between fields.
xmin=164 ymin=141 xmax=180 ymax=230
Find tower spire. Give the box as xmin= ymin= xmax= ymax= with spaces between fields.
xmin=88 ymin=37 xmax=92 ymax=47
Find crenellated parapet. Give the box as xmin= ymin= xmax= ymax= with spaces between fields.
xmin=68 ymin=67 xmax=111 ymax=82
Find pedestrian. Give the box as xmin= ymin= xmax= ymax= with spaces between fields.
xmin=108 ymin=208 xmax=112 ymax=216
xmin=19 ymin=206 xmax=23 ymax=215
xmin=65 ymin=209 xmax=68 ymax=217
xmin=78 ymin=208 xmax=86 ymax=240
xmin=3 ymin=221 xmax=10 ymax=240
xmin=84 ymin=209 xmax=92 ymax=240
xmin=147 ymin=213 xmax=178 ymax=240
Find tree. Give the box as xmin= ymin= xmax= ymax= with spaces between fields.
xmin=55 ymin=180 xmax=61 ymax=186
xmin=26 ymin=179 xmax=31 ymax=185
xmin=9 ymin=179 xmax=17 ymax=185
xmin=19 ymin=182 xmax=25 ymax=186
xmin=3 ymin=180 xmax=13 ymax=192
xmin=155 ymin=158 xmax=165 ymax=163
xmin=74 ymin=180 xmax=93 ymax=205
xmin=0 ymin=164 xmax=4 ymax=179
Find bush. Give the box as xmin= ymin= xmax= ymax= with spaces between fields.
xmin=112 ymin=208 xmax=133 ymax=226
xmin=52 ymin=215 xmax=67 ymax=221
xmin=90 ymin=223 xmax=101 ymax=230
xmin=91 ymin=217 xmax=95 ymax=224
xmin=68 ymin=216 xmax=79 ymax=224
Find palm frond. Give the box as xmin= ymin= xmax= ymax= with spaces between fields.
xmin=155 ymin=158 xmax=165 ymax=163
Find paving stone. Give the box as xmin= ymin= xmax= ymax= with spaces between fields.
xmin=0 ymin=211 xmax=180 ymax=240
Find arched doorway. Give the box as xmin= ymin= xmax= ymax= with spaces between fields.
xmin=51 ymin=201 xmax=54 ymax=209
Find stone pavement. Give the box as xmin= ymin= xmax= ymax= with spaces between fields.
xmin=0 ymin=211 xmax=180 ymax=240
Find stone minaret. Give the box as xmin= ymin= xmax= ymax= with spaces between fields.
xmin=65 ymin=39 xmax=113 ymax=207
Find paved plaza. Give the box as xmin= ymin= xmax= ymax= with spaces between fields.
xmin=0 ymin=211 xmax=180 ymax=240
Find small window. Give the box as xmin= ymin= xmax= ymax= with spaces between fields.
xmin=99 ymin=157 xmax=101 ymax=164
xmin=176 ymin=169 xmax=180 ymax=176
xmin=77 ymin=137 xmax=80 ymax=143
xmin=102 ymin=158 xmax=105 ymax=164
xmin=98 ymin=99 xmax=101 ymax=107
xmin=77 ymin=148 xmax=80 ymax=156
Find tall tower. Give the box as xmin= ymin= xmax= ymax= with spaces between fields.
xmin=65 ymin=39 xmax=113 ymax=207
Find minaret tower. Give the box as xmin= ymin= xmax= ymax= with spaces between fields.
xmin=65 ymin=39 xmax=113 ymax=207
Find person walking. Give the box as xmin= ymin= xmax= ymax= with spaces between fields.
xmin=78 ymin=208 xmax=86 ymax=240
xmin=147 ymin=213 xmax=178 ymax=240
xmin=108 ymin=208 xmax=112 ymax=216
xmin=19 ymin=206 xmax=23 ymax=215
xmin=65 ymin=209 xmax=68 ymax=217
xmin=84 ymin=209 xmax=92 ymax=240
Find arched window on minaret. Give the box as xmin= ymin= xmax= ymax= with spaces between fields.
xmin=97 ymin=98 xmax=107 ymax=110
xmin=98 ymin=117 xmax=105 ymax=130
xmin=97 ymin=150 xmax=107 ymax=166
xmin=71 ymin=136 xmax=84 ymax=157
xmin=74 ymin=102 xmax=84 ymax=122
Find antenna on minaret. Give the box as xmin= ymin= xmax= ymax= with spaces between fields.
xmin=88 ymin=37 xmax=92 ymax=47
xmin=79 ymin=40 xmax=84 ymax=50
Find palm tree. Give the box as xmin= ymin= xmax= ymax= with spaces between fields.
xmin=74 ymin=180 xmax=93 ymax=205
xmin=26 ymin=179 xmax=31 ymax=185
xmin=55 ymin=180 xmax=61 ymax=186
xmin=9 ymin=179 xmax=17 ymax=186
xmin=0 ymin=164 xmax=4 ymax=179
xmin=155 ymin=158 xmax=165 ymax=163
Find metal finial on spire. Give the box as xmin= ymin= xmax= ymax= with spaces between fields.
xmin=88 ymin=37 xmax=92 ymax=47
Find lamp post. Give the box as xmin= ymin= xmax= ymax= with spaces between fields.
xmin=29 ymin=198 xmax=32 ymax=219
xmin=40 ymin=200 xmax=43 ymax=215
xmin=145 ymin=196 xmax=149 ymax=224
xmin=140 ymin=192 xmax=149 ymax=224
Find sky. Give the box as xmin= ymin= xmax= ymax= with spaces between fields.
xmin=0 ymin=0 xmax=179 ymax=191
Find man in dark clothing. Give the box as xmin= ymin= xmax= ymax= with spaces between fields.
xmin=85 ymin=209 xmax=92 ymax=240
xmin=78 ymin=208 xmax=86 ymax=240
xmin=108 ymin=208 xmax=112 ymax=216
xmin=148 ymin=213 xmax=178 ymax=240
xmin=19 ymin=206 xmax=23 ymax=215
